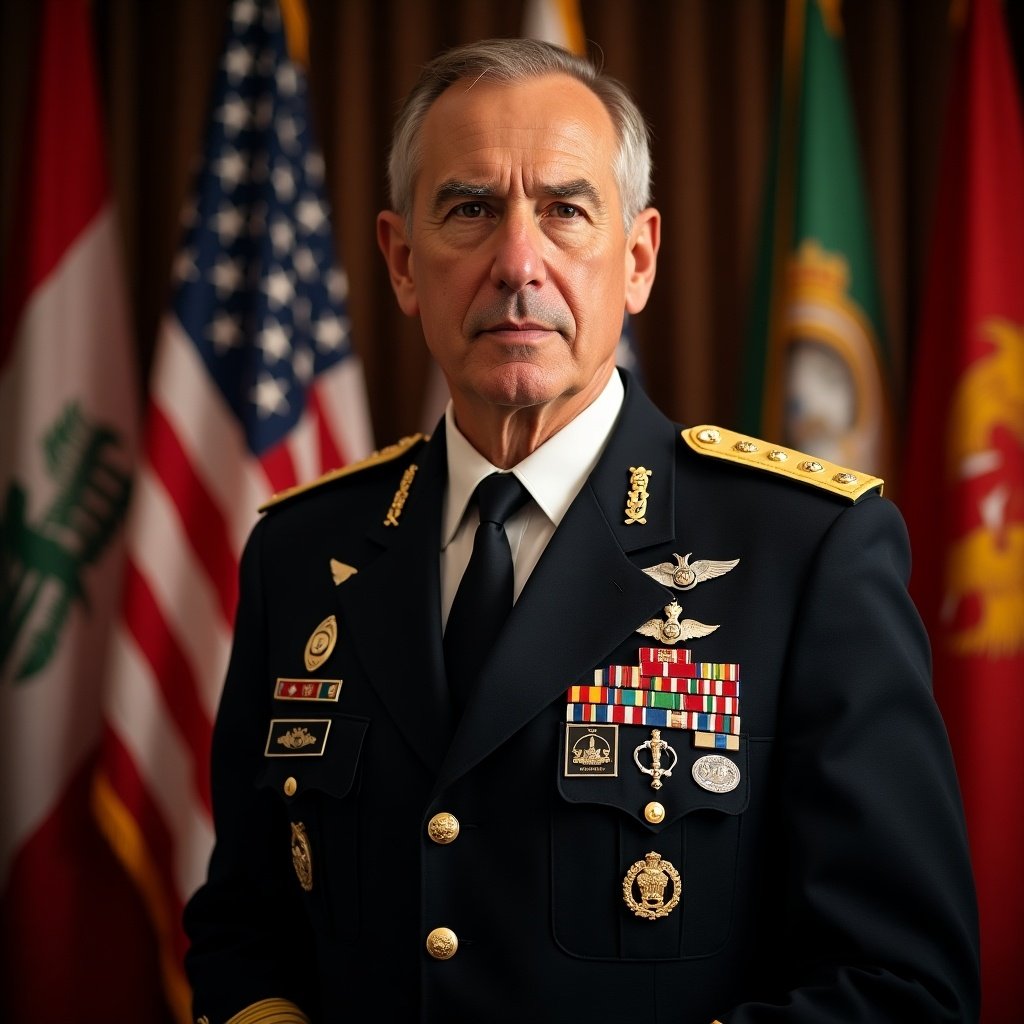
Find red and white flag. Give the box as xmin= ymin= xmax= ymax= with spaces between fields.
xmin=902 ymin=1 xmax=1024 ymax=1019
xmin=92 ymin=1 xmax=374 ymax=1018
xmin=0 ymin=0 xmax=158 ymax=1020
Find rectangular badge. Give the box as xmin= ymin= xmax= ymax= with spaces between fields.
xmin=274 ymin=678 xmax=343 ymax=702
xmin=567 ymin=704 xmax=741 ymax=735
xmin=564 ymin=724 xmax=619 ymax=778
xmin=264 ymin=718 xmax=332 ymax=757
xmin=594 ymin=667 xmax=740 ymax=696
xmin=638 ymin=646 xmax=693 ymax=672
xmin=694 ymin=730 xmax=741 ymax=751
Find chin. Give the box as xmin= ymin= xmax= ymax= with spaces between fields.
xmin=469 ymin=362 xmax=570 ymax=409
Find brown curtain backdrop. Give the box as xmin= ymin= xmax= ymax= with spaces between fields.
xmin=2 ymin=0 xmax=1023 ymax=466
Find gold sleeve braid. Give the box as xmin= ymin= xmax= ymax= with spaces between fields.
xmin=197 ymin=997 xmax=311 ymax=1024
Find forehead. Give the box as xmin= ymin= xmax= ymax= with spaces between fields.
xmin=416 ymin=72 xmax=618 ymax=193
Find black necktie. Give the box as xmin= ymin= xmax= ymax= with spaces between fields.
xmin=444 ymin=472 xmax=530 ymax=712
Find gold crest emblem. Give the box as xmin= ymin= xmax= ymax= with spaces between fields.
xmin=943 ymin=318 xmax=1024 ymax=656
xmin=622 ymin=851 xmax=681 ymax=920
xmin=635 ymin=600 xmax=718 ymax=645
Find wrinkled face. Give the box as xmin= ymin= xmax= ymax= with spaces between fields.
xmin=383 ymin=73 xmax=657 ymax=414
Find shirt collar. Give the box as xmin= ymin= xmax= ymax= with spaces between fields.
xmin=442 ymin=370 xmax=625 ymax=547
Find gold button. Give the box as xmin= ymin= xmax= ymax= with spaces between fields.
xmin=696 ymin=428 xmax=721 ymax=444
xmin=733 ymin=440 xmax=758 ymax=453
xmin=768 ymin=449 xmax=788 ymax=462
xmin=833 ymin=472 xmax=857 ymax=485
xmin=644 ymin=801 xmax=666 ymax=824
xmin=283 ymin=776 xmax=297 ymax=797
xmin=799 ymin=460 xmax=824 ymax=473
xmin=427 ymin=812 xmax=460 ymax=844
xmin=425 ymin=926 xmax=458 ymax=960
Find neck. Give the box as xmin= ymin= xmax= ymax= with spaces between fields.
xmin=451 ymin=369 xmax=614 ymax=468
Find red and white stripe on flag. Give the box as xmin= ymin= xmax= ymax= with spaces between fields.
xmin=91 ymin=2 xmax=374 ymax=1020
xmin=0 ymin=1 xmax=158 ymax=1021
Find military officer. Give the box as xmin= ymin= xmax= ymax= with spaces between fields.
xmin=183 ymin=38 xmax=980 ymax=1023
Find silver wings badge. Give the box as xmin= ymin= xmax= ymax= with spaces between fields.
xmin=635 ymin=600 xmax=718 ymax=645
xmin=643 ymin=551 xmax=739 ymax=591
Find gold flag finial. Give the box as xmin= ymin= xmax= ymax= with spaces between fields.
xmin=279 ymin=0 xmax=309 ymax=69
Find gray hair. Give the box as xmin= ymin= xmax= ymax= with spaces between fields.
xmin=387 ymin=37 xmax=653 ymax=229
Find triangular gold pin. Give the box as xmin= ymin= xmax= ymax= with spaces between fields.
xmin=330 ymin=559 xmax=358 ymax=586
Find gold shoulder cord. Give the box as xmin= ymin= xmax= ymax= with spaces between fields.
xmin=681 ymin=425 xmax=883 ymax=502
xmin=259 ymin=433 xmax=428 ymax=513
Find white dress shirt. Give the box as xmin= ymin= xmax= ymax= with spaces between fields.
xmin=440 ymin=370 xmax=625 ymax=630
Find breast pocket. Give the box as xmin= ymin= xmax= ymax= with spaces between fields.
xmin=552 ymin=723 xmax=748 ymax=961
xmin=256 ymin=714 xmax=369 ymax=940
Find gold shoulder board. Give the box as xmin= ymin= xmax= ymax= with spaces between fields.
xmin=681 ymin=425 xmax=883 ymax=502
xmin=259 ymin=433 xmax=428 ymax=513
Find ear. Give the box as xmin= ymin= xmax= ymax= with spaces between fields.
xmin=376 ymin=211 xmax=419 ymax=317
xmin=624 ymin=207 xmax=660 ymax=315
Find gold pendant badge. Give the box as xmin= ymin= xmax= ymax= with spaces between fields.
xmin=291 ymin=821 xmax=313 ymax=892
xmin=304 ymin=615 xmax=337 ymax=671
xmin=622 ymin=851 xmax=681 ymax=920
xmin=624 ymin=466 xmax=653 ymax=525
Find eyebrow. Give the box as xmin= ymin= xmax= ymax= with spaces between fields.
xmin=430 ymin=178 xmax=605 ymax=216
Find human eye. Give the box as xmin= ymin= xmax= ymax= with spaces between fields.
xmin=551 ymin=203 xmax=581 ymax=219
xmin=451 ymin=201 xmax=490 ymax=219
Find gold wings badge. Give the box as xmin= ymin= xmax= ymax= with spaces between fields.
xmin=642 ymin=551 xmax=739 ymax=591
xmin=635 ymin=600 xmax=718 ymax=645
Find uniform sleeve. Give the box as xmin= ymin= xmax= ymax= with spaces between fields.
xmin=721 ymin=496 xmax=980 ymax=1022
xmin=183 ymin=520 xmax=319 ymax=1023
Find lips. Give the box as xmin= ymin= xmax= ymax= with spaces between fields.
xmin=477 ymin=321 xmax=556 ymax=338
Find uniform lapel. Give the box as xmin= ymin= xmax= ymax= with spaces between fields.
xmin=433 ymin=374 xmax=678 ymax=795
xmin=335 ymin=428 xmax=453 ymax=772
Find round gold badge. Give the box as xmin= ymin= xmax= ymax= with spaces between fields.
xmin=425 ymin=927 xmax=458 ymax=960
xmin=427 ymin=812 xmax=460 ymax=845
xmin=304 ymin=615 xmax=338 ymax=671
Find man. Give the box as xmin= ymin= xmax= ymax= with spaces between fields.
xmin=184 ymin=38 xmax=979 ymax=1023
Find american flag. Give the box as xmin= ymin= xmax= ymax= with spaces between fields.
xmin=93 ymin=0 xmax=372 ymax=1017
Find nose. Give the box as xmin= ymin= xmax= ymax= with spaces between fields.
xmin=489 ymin=209 xmax=546 ymax=292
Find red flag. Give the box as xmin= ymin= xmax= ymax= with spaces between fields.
xmin=902 ymin=1 xmax=1024 ymax=1020
xmin=0 ymin=1 xmax=166 ymax=1020
xmin=92 ymin=1 xmax=374 ymax=1019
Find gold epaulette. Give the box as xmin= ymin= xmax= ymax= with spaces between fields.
xmin=258 ymin=433 xmax=428 ymax=513
xmin=681 ymin=425 xmax=883 ymax=502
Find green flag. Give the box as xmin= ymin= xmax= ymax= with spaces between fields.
xmin=741 ymin=0 xmax=892 ymax=479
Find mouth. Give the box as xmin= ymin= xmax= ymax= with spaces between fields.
xmin=475 ymin=322 xmax=559 ymax=342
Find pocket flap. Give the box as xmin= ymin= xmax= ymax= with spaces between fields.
xmin=257 ymin=714 xmax=370 ymax=800
xmin=557 ymin=723 xmax=748 ymax=831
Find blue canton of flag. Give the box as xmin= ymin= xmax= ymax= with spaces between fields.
xmin=173 ymin=0 xmax=353 ymax=458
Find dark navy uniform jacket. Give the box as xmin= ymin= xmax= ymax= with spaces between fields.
xmin=184 ymin=371 xmax=980 ymax=1023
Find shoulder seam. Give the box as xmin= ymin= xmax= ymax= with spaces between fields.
xmin=258 ymin=433 xmax=428 ymax=513
xmin=681 ymin=425 xmax=883 ymax=503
